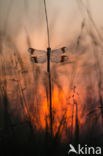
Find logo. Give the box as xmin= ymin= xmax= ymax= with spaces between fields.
xmin=68 ymin=144 xmax=101 ymax=155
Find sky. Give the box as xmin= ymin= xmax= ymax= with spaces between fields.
xmin=0 ymin=0 xmax=103 ymax=50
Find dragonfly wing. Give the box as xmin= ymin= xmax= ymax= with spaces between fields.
xmin=28 ymin=47 xmax=46 ymax=64
xmin=37 ymin=55 xmax=47 ymax=63
xmin=51 ymin=54 xmax=61 ymax=63
xmin=30 ymin=55 xmax=46 ymax=64
xmin=28 ymin=48 xmax=46 ymax=56
xmin=51 ymin=54 xmax=69 ymax=63
xmin=51 ymin=47 xmax=68 ymax=63
xmin=51 ymin=47 xmax=68 ymax=55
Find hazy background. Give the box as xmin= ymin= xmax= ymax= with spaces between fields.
xmin=0 ymin=0 xmax=103 ymax=50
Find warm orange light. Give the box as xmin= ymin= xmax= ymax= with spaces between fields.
xmin=24 ymin=85 xmax=85 ymax=140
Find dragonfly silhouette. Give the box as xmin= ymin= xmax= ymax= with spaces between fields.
xmin=28 ymin=46 xmax=68 ymax=137
xmin=28 ymin=46 xmax=68 ymax=64
xmin=27 ymin=0 xmax=69 ymax=137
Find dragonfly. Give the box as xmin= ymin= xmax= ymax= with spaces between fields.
xmin=27 ymin=0 xmax=70 ymax=137
xmin=28 ymin=46 xmax=69 ymax=64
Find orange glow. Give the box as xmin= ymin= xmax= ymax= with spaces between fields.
xmin=24 ymin=85 xmax=85 ymax=140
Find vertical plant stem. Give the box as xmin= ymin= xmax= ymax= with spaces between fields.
xmin=44 ymin=0 xmax=50 ymax=48
xmin=47 ymin=48 xmax=52 ymax=137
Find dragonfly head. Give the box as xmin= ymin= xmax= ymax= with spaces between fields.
xmin=47 ymin=47 xmax=51 ymax=52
